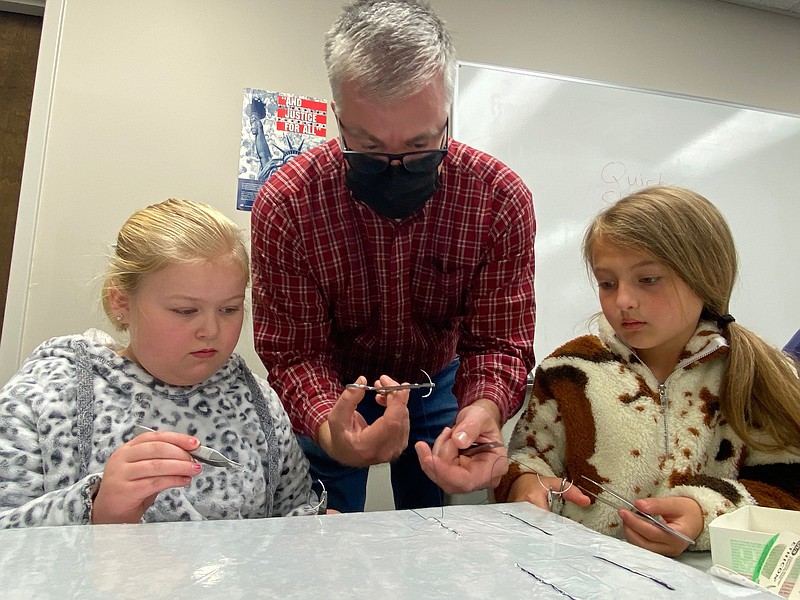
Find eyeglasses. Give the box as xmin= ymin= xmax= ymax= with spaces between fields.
xmin=339 ymin=120 xmax=449 ymax=174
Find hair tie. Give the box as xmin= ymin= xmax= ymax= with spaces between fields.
xmin=717 ymin=314 xmax=735 ymax=328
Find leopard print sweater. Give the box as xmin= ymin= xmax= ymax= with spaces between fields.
xmin=496 ymin=318 xmax=800 ymax=550
xmin=0 ymin=331 xmax=316 ymax=528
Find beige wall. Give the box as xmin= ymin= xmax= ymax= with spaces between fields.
xmin=3 ymin=0 xmax=799 ymax=510
xmin=439 ymin=0 xmax=800 ymax=114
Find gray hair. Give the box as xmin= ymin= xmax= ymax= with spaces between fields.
xmin=324 ymin=0 xmax=456 ymax=107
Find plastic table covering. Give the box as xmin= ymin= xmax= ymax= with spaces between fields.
xmin=0 ymin=502 xmax=776 ymax=599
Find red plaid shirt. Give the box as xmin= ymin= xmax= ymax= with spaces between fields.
xmin=251 ymin=138 xmax=536 ymax=440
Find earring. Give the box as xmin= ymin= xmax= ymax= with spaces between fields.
xmin=115 ymin=314 xmax=123 ymax=322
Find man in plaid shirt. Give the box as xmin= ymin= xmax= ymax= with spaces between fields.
xmin=251 ymin=0 xmax=536 ymax=512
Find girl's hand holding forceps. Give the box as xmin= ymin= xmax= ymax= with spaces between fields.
xmin=133 ymin=425 xmax=242 ymax=469
xmin=577 ymin=475 xmax=701 ymax=557
xmin=617 ymin=495 xmax=703 ymax=557
xmin=92 ymin=426 xmax=207 ymax=524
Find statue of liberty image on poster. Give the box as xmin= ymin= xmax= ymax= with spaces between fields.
xmin=237 ymin=88 xmax=327 ymax=210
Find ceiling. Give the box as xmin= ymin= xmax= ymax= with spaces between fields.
xmin=719 ymin=0 xmax=800 ymax=17
xmin=0 ymin=0 xmax=43 ymax=15
xmin=2 ymin=0 xmax=800 ymax=18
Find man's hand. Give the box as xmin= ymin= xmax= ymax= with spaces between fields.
xmin=317 ymin=375 xmax=410 ymax=467
xmin=92 ymin=430 xmax=201 ymax=524
xmin=415 ymin=400 xmax=506 ymax=494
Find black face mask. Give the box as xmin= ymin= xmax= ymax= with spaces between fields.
xmin=346 ymin=164 xmax=440 ymax=220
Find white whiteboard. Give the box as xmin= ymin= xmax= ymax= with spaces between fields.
xmin=454 ymin=62 xmax=800 ymax=363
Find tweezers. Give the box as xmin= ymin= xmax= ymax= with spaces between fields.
xmin=577 ymin=475 xmax=695 ymax=545
xmin=133 ymin=425 xmax=243 ymax=469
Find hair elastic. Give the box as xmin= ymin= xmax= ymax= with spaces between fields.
xmin=716 ymin=314 xmax=735 ymax=328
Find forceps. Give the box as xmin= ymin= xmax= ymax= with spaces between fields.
xmin=133 ymin=425 xmax=244 ymax=469
xmin=576 ymin=475 xmax=695 ymax=545
xmin=345 ymin=369 xmax=436 ymax=398
xmin=459 ymin=441 xmax=503 ymax=456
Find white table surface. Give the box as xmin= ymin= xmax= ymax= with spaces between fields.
xmin=0 ymin=502 xmax=775 ymax=599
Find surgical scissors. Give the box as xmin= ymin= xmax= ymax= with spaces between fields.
xmin=576 ymin=475 xmax=695 ymax=546
xmin=133 ymin=425 xmax=244 ymax=469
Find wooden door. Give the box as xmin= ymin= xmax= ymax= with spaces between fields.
xmin=0 ymin=11 xmax=42 ymax=339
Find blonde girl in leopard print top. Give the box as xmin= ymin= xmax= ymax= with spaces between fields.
xmin=0 ymin=199 xmax=318 ymax=527
xmin=496 ymin=186 xmax=800 ymax=557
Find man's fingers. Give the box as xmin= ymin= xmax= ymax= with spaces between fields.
xmin=450 ymin=402 xmax=501 ymax=450
xmin=431 ymin=427 xmax=461 ymax=462
xmin=374 ymin=375 xmax=411 ymax=410
xmin=416 ymin=431 xmax=505 ymax=494
xmin=382 ymin=388 xmax=410 ymax=421
xmin=414 ymin=439 xmax=431 ymax=455
xmin=331 ymin=376 xmax=367 ymax=420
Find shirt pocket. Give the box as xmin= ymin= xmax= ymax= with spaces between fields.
xmin=411 ymin=257 xmax=474 ymax=321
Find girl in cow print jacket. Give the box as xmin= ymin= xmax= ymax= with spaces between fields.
xmin=496 ymin=186 xmax=800 ymax=557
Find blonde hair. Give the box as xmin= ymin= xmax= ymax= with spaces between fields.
xmin=102 ymin=198 xmax=249 ymax=332
xmin=583 ymin=185 xmax=800 ymax=453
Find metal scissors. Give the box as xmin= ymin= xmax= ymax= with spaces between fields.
xmin=576 ymin=475 xmax=695 ymax=545
xmin=345 ymin=369 xmax=436 ymax=398
xmin=133 ymin=425 xmax=244 ymax=470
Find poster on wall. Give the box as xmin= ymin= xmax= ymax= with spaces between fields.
xmin=237 ymin=88 xmax=328 ymax=211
